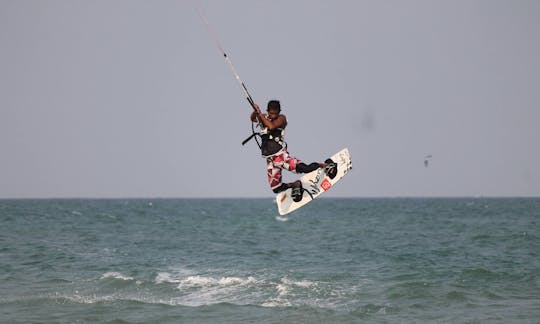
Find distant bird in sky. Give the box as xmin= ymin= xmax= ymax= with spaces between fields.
xmin=424 ymin=155 xmax=432 ymax=168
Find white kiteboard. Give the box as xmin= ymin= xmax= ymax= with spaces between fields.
xmin=276 ymin=147 xmax=352 ymax=215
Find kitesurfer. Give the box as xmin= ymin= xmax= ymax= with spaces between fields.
xmin=250 ymin=100 xmax=336 ymax=195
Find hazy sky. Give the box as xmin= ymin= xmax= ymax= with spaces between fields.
xmin=1 ymin=0 xmax=539 ymax=198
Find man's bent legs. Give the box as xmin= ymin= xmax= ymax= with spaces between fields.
xmin=267 ymin=151 xmax=301 ymax=193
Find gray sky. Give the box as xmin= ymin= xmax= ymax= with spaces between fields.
xmin=1 ymin=0 xmax=539 ymax=198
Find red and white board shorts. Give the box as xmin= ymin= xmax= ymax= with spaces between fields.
xmin=266 ymin=150 xmax=300 ymax=190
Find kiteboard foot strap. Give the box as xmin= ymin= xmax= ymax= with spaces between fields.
xmin=324 ymin=159 xmax=338 ymax=179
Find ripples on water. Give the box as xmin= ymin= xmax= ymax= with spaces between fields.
xmin=1 ymin=198 xmax=539 ymax=323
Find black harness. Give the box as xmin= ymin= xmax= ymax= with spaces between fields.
xmin=242 ymin=117 xmax=287 ymax=157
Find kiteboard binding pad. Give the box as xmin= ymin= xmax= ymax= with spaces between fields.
xmin=276 ymin=148 xmax=352 ymax=215
xmin=324 ymin=158 xmax=338 ymax=179
xmin=291 ymin=185 xmax=303 ymax=202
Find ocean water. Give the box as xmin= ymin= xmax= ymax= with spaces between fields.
xmin=1 ymin=198 xmax=539 ymax=323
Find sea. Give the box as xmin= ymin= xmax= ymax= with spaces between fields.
xmin=1 ymin=198 xmax=539 ymax=323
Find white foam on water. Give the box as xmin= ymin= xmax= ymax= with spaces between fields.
xmin=64 ymin=294 xmax=115 ymax=304
xmin=67 ymin=268 xmax=363 ymax=310
xmin=261 ymin=297 xmax=292 ymax=307
xmin=155 ymin=272 xmax=182 ymax=284
xmin=173 ymin=274 xmax=335 ymax=308
xmin=276 ymin=282 xmax=289 ymax=296
xmin=268 ymin=277 xmax=317 ymax=306
xmin=178 ymin=275 xmax=257 ymax=288
xmin=280 ymin=277 xmax=316 ymax=288
xmin=100 ymin=272 xmax=133 ymax=281
xmin=155 ymin=267 xmax=196 ymax=284
xmin=260 ymin=276 xmax=361 ymax=310
xmin=52 ymin=291 xmax=180 ymax=306
xmin=48 ymin=273 xmax=362 ymax=311
xmin=166 ymin=274 xmax=261 ymax=307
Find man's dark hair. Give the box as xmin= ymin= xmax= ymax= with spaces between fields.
xmin=267 ymin=100 xmax=281 ymax=112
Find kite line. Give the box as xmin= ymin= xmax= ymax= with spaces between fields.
xmin=196 ymin=7 xmax=256 ymax=110
xmin=196 ymin=6 xmax=262 ymax=148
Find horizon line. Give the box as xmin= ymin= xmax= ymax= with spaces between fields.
xmin=1 ymin=195 xmax=539 ymax=200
